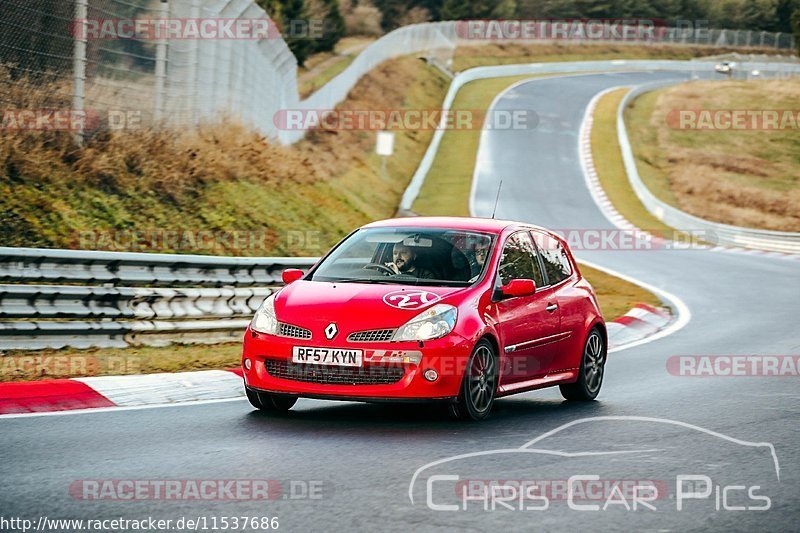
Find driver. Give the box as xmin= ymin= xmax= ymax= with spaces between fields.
xmin=386 ymin=243 xmax=436 ymax=279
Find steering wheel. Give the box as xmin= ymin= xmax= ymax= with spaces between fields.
xmin=362 ymin=263 xmax=396 ymax=276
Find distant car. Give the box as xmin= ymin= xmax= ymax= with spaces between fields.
xmin=241 ymin=217 xmax=606 ymax=420
xmin=715 ymin=61 xmax=735 ymax=75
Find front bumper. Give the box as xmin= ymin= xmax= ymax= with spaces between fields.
xmin=241 ymin=328 xmax=473 ymax=400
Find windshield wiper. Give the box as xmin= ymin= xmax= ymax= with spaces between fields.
xmin=412 ymin=280 xmax=470 ymax=287
xmin=326 ymin=278 xmax=400 ymax=284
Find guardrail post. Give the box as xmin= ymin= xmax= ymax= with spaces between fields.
xmin=72 ymin=0 xmax=88 ymax=146
xmin=153 ymin=0 xmax=169 ymax=123
xmin=188 ymin=0 xmax=201 ymax=126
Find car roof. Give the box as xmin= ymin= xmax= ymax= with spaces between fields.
xmin=361 ymin=216 xmax=547 ymax=235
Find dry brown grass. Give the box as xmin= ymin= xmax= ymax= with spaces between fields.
xmin=0 ymin=57 xmax=448 ymax=253
xmin=627 ymin=79 xmax=800 ymax=231
xmin=452 ymin=43 xmax=775 ymax=71
xmin=0 ymin=343 xmax=242 ymax=382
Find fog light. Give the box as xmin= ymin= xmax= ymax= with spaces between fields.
xmin=423 ymin=369 xmax=438 ymax=382
xmin=244 ymin=358 xmax=252 ymax=371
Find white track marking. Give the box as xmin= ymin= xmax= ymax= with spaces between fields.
xmin=0 ymin=397 xmax=247 ymax=420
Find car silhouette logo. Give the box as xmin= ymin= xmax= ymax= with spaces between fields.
xmin=325 ymin=323 xmax=338 ymax=340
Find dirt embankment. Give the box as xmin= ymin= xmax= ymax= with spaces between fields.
xmin=0 ymin=58 xmax=448 ymax=255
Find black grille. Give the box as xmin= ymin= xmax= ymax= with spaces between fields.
xmin=347 ymin=329 xmax=396 ymax=343
xmin=278 ymin=323 xmax=312 ymax=340
xmin=264 ymin=360 xmax=405 ymax=385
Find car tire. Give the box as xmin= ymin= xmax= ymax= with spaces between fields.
xmin=448 ymin=339 xmax=498 ymax=421
xmin=559 ymin=328 xmax=605 ymax=401
xmin=246 ymin=388 xmax=298 ymax=412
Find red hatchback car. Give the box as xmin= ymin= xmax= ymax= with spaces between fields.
xmin=242 ymin=217 xmax=606 ymax=420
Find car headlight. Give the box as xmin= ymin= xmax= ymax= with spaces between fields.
xmin=392 ymin=304 xmax=457 ymax=342
xmin=250 ymin=294 xmax=278 ymax=335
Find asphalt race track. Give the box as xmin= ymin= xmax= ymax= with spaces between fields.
xmin=2 ymin=71 xmax=798 ymax=532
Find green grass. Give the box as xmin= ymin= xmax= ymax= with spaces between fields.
xmin=412 ymin=75 xmax=536 ymax=216
xmin=299 ymin=55 xmax=356 ymax=97
xmin=592 ymin=88 xmax=676 ymax=234
xmin=581 ymin=264 xmax=661 ymax=319
xmin=623 ymin=89 xmax=685 ymax=208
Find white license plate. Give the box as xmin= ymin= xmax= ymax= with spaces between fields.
xmin=292 ymin=346 xmax=363 ymax=367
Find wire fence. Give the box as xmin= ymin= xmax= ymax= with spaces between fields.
xmin=1 ymin=2 xmax=797 ymax=145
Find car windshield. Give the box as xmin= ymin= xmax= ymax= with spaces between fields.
xmin=309 ymin=227 xmax=495 ymax=286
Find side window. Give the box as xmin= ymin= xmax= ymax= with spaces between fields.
xmin=532 ymin=232 xmax=572 ymax=285
xmin=498 ymin=232 xmax=545 ymax=287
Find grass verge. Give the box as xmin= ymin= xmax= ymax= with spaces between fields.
xmin=299 ymin=55 xmax=356 ymax=98
xmin=412 ymin=75 xmax=536 ymax=216
xmin=452 ymin=43 xmax=777 ymax=72
xmin=298 ymin=37 xmax=375 ymax=98
xmin=581 ymin=264 xmax=661 ymax=320
xmin=591 ymin=88 xmax=676 ymax=233
xmin=1 ymin=343 xmax=242 ymax=382
xmin=625 ymin=79 xmax=800 ymax=231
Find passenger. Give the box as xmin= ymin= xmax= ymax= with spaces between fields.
xmin=469 ymin=240 xmax=491 ymax=277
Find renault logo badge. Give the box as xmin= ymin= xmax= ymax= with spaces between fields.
xmin=325 ymin=323 xmax=338 ymax=340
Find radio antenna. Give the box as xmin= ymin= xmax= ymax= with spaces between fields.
xmin=491 ymin=180 xmax=503 ymax=219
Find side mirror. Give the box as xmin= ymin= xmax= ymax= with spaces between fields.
xmin=500 ymin=279 xmax=536 ymax=298
xmin=282 ymin=269 xmax=304 ymax=285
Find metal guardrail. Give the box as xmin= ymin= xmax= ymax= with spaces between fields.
xmin=0 ymin=248 xmax=317 ymax=350
xmin=617 ymin=85 xmax=800 ymax=254
xmin=0 ymin=247 xmax=315 ymax=286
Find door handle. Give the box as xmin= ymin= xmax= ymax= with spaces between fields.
xmin=546 ymin=303 xmax=558 ymax=313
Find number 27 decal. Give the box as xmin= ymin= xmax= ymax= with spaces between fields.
xmin=382 ymin=290 xmax=441 ymax=310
